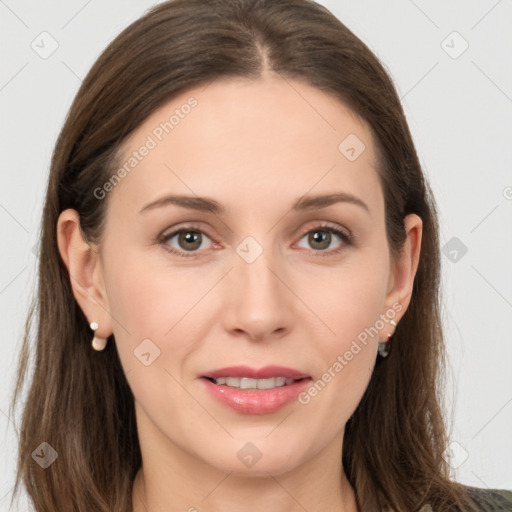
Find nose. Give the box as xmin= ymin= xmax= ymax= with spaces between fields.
xmin=221 ymin=246 xmax=294 ymax=343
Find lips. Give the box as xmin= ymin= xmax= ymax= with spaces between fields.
xmin=200 ymin=366 xmax=312 ymax=414
xmin=200 ymin=374 xmax=312 ymax=414
xmin=201 ymin=365 xmax=311 ymax=380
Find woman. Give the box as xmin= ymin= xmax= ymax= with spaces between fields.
xmin=10 ymin=0 xmax=512 ymax=510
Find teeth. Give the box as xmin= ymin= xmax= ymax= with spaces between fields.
xmin=212 ymin=377 xmax=296 ymax=389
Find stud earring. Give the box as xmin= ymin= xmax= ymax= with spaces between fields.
xmin=377 ymin=319 xmax=397 ymax=358
xmin=90 ymin=321 xmax=108 ymax=351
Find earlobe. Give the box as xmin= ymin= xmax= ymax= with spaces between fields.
xmin=56 ymin=209 xmax=112 ymax=337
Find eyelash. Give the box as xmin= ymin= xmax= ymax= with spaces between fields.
xmin=157 ymin=223 xmax=354 ymax=258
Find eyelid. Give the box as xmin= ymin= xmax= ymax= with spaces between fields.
xmin=159 ymin=222 xmax=215 ymax=242
xmin=295 ymin=221 xmax=351 ymax=240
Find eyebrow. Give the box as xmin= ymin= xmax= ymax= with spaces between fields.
xmin=139 ymin=192 xmax=370 ymax=215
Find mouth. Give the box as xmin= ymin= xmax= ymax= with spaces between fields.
xmin=201 ymin=365 xmax=311 ymax=387
xmin=202 ymin=375 xmax=311 ymax=390
xmin=200 ymin=368 xmax=313 ymax=414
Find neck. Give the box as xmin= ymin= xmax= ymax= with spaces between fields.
xmin=131 ymin=459 xmax=359 ymax=512
xmin=131 ymin=402 xmax=359 ymax=512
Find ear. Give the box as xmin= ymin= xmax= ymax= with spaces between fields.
xmin=382 ymin=213 xmax=423 ymax=332
xmin=56 ymin=208 xmax=113 ymax=339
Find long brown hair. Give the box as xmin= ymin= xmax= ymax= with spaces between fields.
xmin=10 ymin=0 xmax=480 ymax=510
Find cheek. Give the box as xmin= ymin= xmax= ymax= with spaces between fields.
xmin=299 ymin=288 xmax=382 ymax=440
xmin=300 ymin=252 xmax=389 ymax=412
xmin=104 ymin=247 xmax=202 ymax=337
xmin=103 ymin=250 xmax=215 ymax=378
xmin=103 ymin=257 xmax=201 ymax=421
xmin=106 ymin=263 xmax=169 ymax=338
xmin=101 ymin=252 xmax=172 ymax=377
xmin=312 ymin=251 xmax=390 ymax=341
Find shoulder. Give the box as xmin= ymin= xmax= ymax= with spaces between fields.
xmin=462 ymin=485 xmax=512 ymax=511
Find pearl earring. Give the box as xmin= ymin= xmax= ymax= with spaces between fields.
xmin=90 ymin=321 xmax=108 ymax=351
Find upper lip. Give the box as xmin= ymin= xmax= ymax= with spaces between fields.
xmin=201 ymin=365 xmax=311 ymax=380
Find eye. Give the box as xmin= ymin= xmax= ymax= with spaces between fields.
xmin=159 ymin=225 xmax=215 ymax=257
xmin=158 ymin=222 xmax=353 ymax=258
xmin=296 ymin=224 xmax=352 ymax=255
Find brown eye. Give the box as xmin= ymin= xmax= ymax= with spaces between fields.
xmin=296 ymin=225 xmax=351 ymax=255
xmin=176 ymin=230 xmax=203 ymax=251
xmin=160 ymin=226 xmax=214 ymax=256
xmin=307 ymin=230 xmax=333 ymax=250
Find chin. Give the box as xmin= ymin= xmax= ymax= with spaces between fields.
xmin=199 ymin=439 xmax=306 ymax=477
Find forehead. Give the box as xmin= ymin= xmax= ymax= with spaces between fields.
xmin=109 ymin=76 xmax=382 ymax=218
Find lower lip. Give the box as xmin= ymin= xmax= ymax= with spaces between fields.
xmin=201 ymin=377 xmax=312 ymax=415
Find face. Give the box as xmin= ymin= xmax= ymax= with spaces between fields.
xmin=60 ymin=75 xmax=421 ymax=479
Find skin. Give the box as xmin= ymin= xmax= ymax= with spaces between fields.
xmin=57 ymin=74 xmax=422 ymax=512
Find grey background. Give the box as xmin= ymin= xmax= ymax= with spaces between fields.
xmin=1 ymin=0 xmax=511 ymax=509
